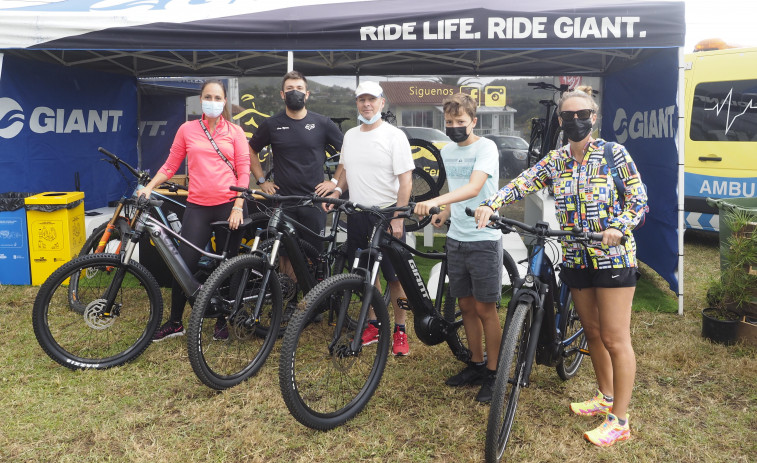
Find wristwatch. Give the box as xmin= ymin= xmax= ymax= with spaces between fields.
xmin=256 ymin=176 xmax=266 ymax=185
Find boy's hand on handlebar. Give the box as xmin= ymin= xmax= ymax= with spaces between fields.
xmin=138 ymin=186 xmax=153 ymax=199
xmin=601 ymin=228 xmax=625 ymax=247
xmin=474 ymin=205 xmax=496 ymax=229
xmin=413 ymin=199 xmax=439 ymax=217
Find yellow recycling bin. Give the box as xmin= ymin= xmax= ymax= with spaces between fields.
xmin=25 ymin=192 xmax=85 ymax=285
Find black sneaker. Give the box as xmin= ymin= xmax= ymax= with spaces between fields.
xmin=475 ymin=369 xmax=497 ymax=403
xmin=445 ymin=363 xmax=486 ymax=387
xmin=153 ymin=321 xmax=185 ymax=342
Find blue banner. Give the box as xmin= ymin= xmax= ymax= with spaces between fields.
xmin=601 ymin=48 xmax=680 ymax=292
xmin=139 ymin=94 xmax=187 ymax=177
xmin=0 ymin=55 xmax=137 ymax=209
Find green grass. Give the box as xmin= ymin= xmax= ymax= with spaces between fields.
xmin=1 ymin=231 xmax=755 ymax=462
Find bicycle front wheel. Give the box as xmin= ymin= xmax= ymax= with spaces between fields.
xmin=556 ymin=292 xmax=587 ymax=380
xmin=485 ymin=301 xmax=532 ymax=463
xmin=443 ymin=249 xmax=520 ymax=362
xmin=69 ymin=217 xmax=131 ymax=314
xmin=279 ymin=273 xmax=390 ymax=430
xmin=187 ymin=254 xmax=282 ymax=390
xmin=32 ymin=254 xmax=163 ymax=370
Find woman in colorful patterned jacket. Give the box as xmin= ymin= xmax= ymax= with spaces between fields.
xmin=474 ymin=86 xmax=647 ymax=448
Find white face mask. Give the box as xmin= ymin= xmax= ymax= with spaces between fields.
xmin=357 ymin=112 xmax=382 ymax=125
xmin=202 ymin=100 xmax=225 ymax=118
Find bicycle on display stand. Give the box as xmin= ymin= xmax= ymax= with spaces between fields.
xmin=277 ymin=198 xmax=520 ymax=431
xmin=467 ymin=208 xmax=607 ymax=463
xmin=32 ymin=190 xmax=281 ymax=377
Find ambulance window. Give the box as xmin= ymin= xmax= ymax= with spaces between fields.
xmin=690 ymin=79 xmax=757 ymax=142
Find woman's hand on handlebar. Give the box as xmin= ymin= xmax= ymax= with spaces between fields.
xmin=474 ymin=205 xmax=496 ymax=229
xmin=601 ymin=228 xmax=625 ymax=247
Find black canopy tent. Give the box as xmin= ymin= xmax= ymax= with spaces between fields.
xmin=0 ymin=0 xmax=686 ymax=312
xmin=0 ymin=0 xmax=684 ymax=78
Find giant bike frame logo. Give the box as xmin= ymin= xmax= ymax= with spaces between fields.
xmin=612 ymin=104 xmax=676 ymax=144
xmin=0 ymin=97 xmax=123 ymax=139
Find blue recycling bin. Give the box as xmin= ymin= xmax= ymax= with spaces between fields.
xmin=0 ymin=193 xmax=34 ymax=285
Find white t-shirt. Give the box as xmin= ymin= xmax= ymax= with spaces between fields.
xmin=442 ymin=137 xmax=501 ymax=242
xmin=340 ymin=122 xmax=415 ymax=207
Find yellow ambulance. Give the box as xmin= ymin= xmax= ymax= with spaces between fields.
xmin=684 ymin=42 xmax=757 ymax=231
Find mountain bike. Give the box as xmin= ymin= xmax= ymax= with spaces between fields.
xmin=32 ymin=193 xmax=281 ymax=373
xmin=526 ymin=82 xmax=599 ymax=167
xmin=473 ymin=209 xmax=613 ymax=462
xmin=69 ymin=147 xmax=270 ymax=312
xmin=278 ymin=200 xmax=520 ymax=430
xmin=526 ymin=82 xmax=569 ymax=167
xmin=185 ymin=189 xmax=361 ymax=391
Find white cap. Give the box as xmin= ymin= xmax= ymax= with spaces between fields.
xmin=355 ymin=81 xmax=383 ymax=98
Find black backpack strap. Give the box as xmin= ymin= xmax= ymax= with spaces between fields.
xmin=603 ymin=141 xmax=625 ymax=206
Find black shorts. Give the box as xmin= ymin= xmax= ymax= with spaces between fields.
xmin=346 ymin=211 xmax=403 ymax=282
xmin=559 ymin=266 xmax=640 ymax=289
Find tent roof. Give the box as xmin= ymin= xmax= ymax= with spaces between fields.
xmin=0 ymin=0 xmax=685 ymax=77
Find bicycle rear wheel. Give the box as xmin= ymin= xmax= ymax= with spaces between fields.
xmin=443 ymin=249 xmax=520 ymax=362
xmin=485 ymin=301 xmax=532 ymax=463
xmin=409 ymin=138 xmax=446 ymax=192
xmin=187 ymin=254 xmax=282 ymax=390
xmin=279 ymin=273 xmax=390 ymax=430
xmin=33 ymin=254 xmax=163 ymax=370
xmin=405 ymin=167 xmax=438 ymax=232
xmin=556 ymin=292 xmax=587 ymax=380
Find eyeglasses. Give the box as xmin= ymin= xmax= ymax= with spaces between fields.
xmin=559 ymin=109 xmax=594 ymax=120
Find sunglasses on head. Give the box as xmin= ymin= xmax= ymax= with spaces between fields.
xmin=559 ymin=109 xmax=595 ymax=120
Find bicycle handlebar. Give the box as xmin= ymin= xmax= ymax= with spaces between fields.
xmin=231 ymin=186 xmax=418 ymax=219
xmin=464 ymin=207 xmax=623 ymax=244
xmin=98 ymin=147 xmax=187 ymax=191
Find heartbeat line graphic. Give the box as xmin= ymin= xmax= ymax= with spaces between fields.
xmin=704 ymin=88 xmax=757 ymax=135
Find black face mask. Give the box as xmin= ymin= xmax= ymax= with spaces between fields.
xmin=284 ymin=90 xmax=306 ymax=111
xmin=561 ymin=118 xmax=593 ymax=142
xmin=446 ymin=125 xmax=470 ymax=143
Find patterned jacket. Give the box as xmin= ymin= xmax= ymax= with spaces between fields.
xmin=483 ymin=139 xmax=648 ymax=269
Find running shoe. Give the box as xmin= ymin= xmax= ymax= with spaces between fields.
xmin=584 ymin=413 xmax=630 ymax=447
xmin=360 ymin=323 xmax=380 ymax=346
xmin=153 ymin=321 xmax=185 ymax=342
xmin=392 ymin=328 xmax=409 ymax=356
xmin=445 ymin=363 xmax=487 ymax=387
xmin=570 ymin=390 xmax=613 ymax=416
xmin=475 ymin=369 xmax=497 ymax=403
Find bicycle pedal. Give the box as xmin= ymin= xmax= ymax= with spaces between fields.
xmin=396 ymin=297 xmax=411 ymax=311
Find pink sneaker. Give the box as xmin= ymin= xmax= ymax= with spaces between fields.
xmin=570 ymin=390 xmax=613 ymax=416
xmin=584 ymin=413 xmax=630 ymax=447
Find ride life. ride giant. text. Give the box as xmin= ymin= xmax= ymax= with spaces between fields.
xmin=360 ymin=17 xmax=644 ymax=41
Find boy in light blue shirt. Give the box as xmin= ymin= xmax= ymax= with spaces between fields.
xmin=414 ymin=93 xmax=503 ymax=402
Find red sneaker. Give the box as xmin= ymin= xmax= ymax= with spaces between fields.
xmin=392 ymin=329 xmax=409 ymax=356
xmin=361 ymin=323 xmax=380 ymax=346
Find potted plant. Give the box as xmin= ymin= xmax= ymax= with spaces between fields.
xmin=702 ymin=207 xmax=757 ymax=345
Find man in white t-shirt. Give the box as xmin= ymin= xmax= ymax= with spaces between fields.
xmin=327 ymin=81 xmax=415 ymax=356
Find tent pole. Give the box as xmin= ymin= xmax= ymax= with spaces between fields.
xmin=287 ymin=51 xmax=293 ymax=72
xmin=677 ymin=46 xmax=685 ymax=316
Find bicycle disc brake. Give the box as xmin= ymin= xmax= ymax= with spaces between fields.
xmin=331 ymin=333 xmax=360 ymax=371
xmin=83 ymin=299 xmax=119 ymax=330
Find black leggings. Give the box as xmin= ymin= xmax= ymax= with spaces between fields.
xmin=169 ymin=201 xmax=247 ymax=323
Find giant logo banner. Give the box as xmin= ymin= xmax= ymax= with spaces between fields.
xmin=601 ymin=48 xmax=679 ymax=292
xmin=0 ymin=55 xmax=137 ymax=209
